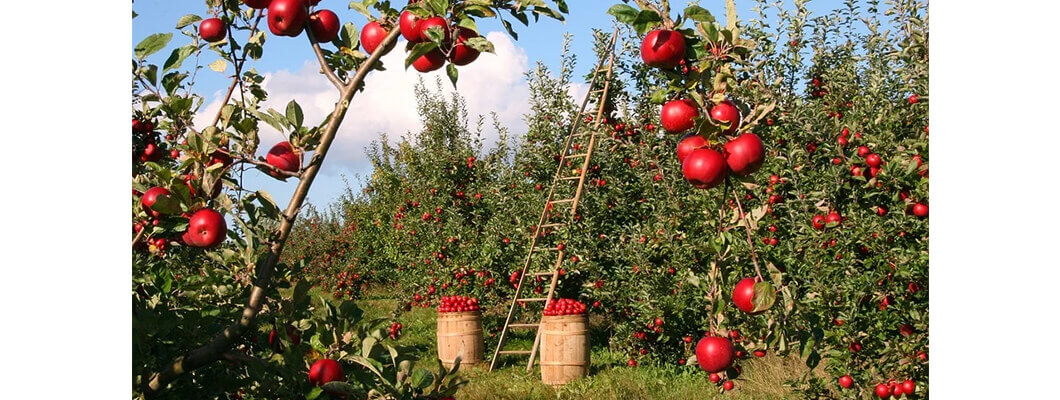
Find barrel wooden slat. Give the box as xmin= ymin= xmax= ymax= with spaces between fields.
xmin=540 ymin=314 xmax=589 ymax=385
xmin=436 ymin=311 xmax=484 ymax=368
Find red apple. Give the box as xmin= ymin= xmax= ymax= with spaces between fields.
xmin=857 ymin=146 xmax=871 ymax=157
xmin=866 ymin=153 xmax=882 ymax=168
xmin=912 ymin=203 xmax=928 ymax=218
xmin=308 ymin=359 xmax=345 ymax=386
xmin=695 ymin=336 xmax=735 ymax=373
xmin=244 ymin=0 xmax=272 ymax=9
xmin=308 ymin=9 xmax=340 ymax=42
xmin=209 ymin=150 xmax=233 ymax=168
xmin=182 ymin=209 xmax=227 ymax=248
xmin=732 ymin=277 xmax=757 ymax=313
xmin=710 ymin=100 xmax=741 ymax=135
xmin=676 ymin=133 xmax=708 ymax=163
xmin=901 ymin=379 xmax=916 ymax=395
xmin=875 ymin=383 xmax=891 ymax=398
xmin=267 ymin=0 xmax=308 ymax=37
xmin=682 ymin=148 xmax=727 ymax=190
xmin=411 ymin=46 xmax=445 ymax=72
xmin=826 ymin=211 xmax=842 ymax=226
xmin=417 ymin=17 xmax=450 ymax=43
xmin=709 ymin=373 xmax=721 ymax=383
xmin=661 ymin=99 xmax=699 ymax=133
xmin=141 ymin=187 xmax=172 ymax=218
xmin=448 ymin=27 xmax=480 ymax=65
xmin=399 ymin=11 xmax=422 ymax=42
xmin=640 ymin=29 xmax=686 ymax=69
xmin=722 ymin=380 xmax=734 ymax=391
xmin=812 ymin=215 xmax=826 ymax=230
xmin=199 ymin=18 xmax=227 ymax=43
xmin=360 ymin=21 xmax=392 ymax=54
xmin=723 ymin=133 xmax=764 ymax=176
xmin=266 ymin=142 xmax=301 ymax=174
xmin=839 ymin=375 xmax=853 ymax=388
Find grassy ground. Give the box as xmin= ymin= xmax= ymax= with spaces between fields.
xmin=357 ymin=292 xmax=821 ymax=400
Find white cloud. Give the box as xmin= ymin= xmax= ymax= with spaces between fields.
xmin=196 ymin=32 xmax=534 ymax=181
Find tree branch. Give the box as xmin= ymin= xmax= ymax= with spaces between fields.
xmin=307 ymin=32 xmax=345 ymax=90
xmin=142 ymin=27 xmax=403 ymax=397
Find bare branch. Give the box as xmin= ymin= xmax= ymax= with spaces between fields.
xmin=307 ymin=33 xmax=345 ymax=90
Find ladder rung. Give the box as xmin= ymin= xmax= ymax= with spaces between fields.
xmin=561 ymin=176 xmax=580 ymax=180
xmin=550 ymin=199 xmax=575 ymax=205
xmin=508 ymin=323 xmax=540 ymax=328
xmin=519 ymin=297 xmax=548 ymax=302
xmin=564 ymin=153 xmax=589 ymax=159
xmin=533 ymin=246 xmax=559 ymax=252
xmin=532 ymin=271 xmax=555 ymax=276
xmin=540 ymin=223 xmax=566 ymax=228
xmin=499 ymin=350 xmax=532 ymax=355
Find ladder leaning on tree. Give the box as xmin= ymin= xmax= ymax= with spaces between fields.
xmin=488 ymin=28 xmax=619 ymax=373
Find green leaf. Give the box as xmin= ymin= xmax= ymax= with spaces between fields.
xmin=423 ymin=25 xmax=446 ymax=45
xmin=338 ymin=22 xmax=359 ymax=49
xmin=349 ymin=2 xmax=371 ymax=18
xmin=632 ymin=10 xmax=663 ymax=35
xmin=293 ymin=279 xmax=311 ymax=304
xmin=176 ymin=14 xmax=202 ymax=29
xmin=410 ymin=368 xmax=433 ymax=389
xmin=142 ymin=65 xmax=158 ymax=87
xmin=752 ymin=281 xmax=777 ymax=312
xmin=404 ymin=42 xmax=438 ymax=69
xmin=320 ymin=382 xmax=360 ymax=396
xmin=150 ymin=193 xmax=183 ymax=215
xmin=286 ymin=100 xmax=304 ymax=128
xmin=135 ymin=33 xmax=172 ymax=59
xmin=464 ymin=37 xmax=494 ymax=53
xmin=162 ymin=45 xmax=196 ymax=73
xmin=606 ymin=4 xmax=638 ymax=24
xmin=446 ymin=63 xmax=458 ymax=87
xmin=684 ymin=5 xmax=714 ymax=23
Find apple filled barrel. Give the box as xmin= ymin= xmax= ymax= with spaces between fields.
xmin=539 ymin=298 xmax=590 ymax=385
xmin=436 ymin=296 xmax=484 ymax=368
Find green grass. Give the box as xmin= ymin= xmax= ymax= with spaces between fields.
xmin=355 ymin=292 xmax=821 ymax=400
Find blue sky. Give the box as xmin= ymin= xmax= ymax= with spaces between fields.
xmin=132 ymin=0 xmax=848 ymax=210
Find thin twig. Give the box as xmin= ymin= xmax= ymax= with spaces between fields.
xmin=729 ymin=179 xmax=764 ymax=280
xmin=208 ymin=9 xmax=264 ymax=128
xmin=308 ymin=36 xmax=345 ymax=90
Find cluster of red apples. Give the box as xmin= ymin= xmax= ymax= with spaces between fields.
xmin=202 ymin=1 xmax=484 ymax=74
xmin=437 ymin=295 xmax=480 ymax=313
xmin=640 ymin=29 xmax=765 ymax=190
xmin=399 ymin=5 xmax=482 ymax=72
xmin=140 ymin=186 xmax=228 ymax=249
xmin=543 ymin=298 xmax=586 ymax=316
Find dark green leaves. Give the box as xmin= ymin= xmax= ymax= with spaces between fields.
xmin=286 ymin=100 xmax=304 ymax=129
xmin=135 ymin=33 xmax=172 ymax=59
xmin=446 ymin=63 xmax=458 ymax=87
xmin=631 ymin=11 xmax=664 ymax=35
xmin=162 ymin=44 xmax=197 ymax=73
xmin=607 ymin=4 xmax=638 ymax=24
xmin=684 ymin=6 xmax=715 ymax=23
xmin=405 ymin=42 xmax=438 ymax=69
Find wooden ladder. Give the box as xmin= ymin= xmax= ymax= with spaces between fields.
xmin=488 ymin=29 xmax=619 ymax=373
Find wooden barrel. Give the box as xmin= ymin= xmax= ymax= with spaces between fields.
xmin=540 ymin=314 xmax=590 ymax=385
xmin=436 ymin=311 xmax=484 ymax=368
